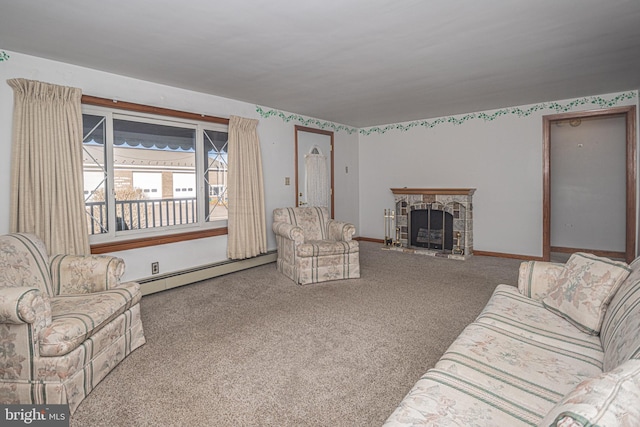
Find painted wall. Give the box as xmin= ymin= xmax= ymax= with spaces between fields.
xmin=358 ymin=92 xmax=638 ymax=258
xmin=1 ymin=51 xmax=637 ymax=269
xmin=0 ymin=51 xmax=359 ymax=281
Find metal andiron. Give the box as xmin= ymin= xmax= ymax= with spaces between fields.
xmin=452 ymin=231 xmax=464 ymax=255
xmin=383 ymin=208 xmax=395 ymax=246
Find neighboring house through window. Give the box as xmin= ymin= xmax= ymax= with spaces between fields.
xmin=82 ymin=103 xmax=229 ymax=248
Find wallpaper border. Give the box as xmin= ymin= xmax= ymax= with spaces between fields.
xmin=255 ymin=106 xmax=359 ymax=135
xmin=257 ymin=91 xmax=638 ymax=136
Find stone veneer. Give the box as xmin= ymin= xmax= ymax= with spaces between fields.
xmin=389 ymin=188 xmax=475 ymax=260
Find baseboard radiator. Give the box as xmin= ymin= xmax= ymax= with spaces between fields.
xmin=137 ymin=250 xmax=278 ymax=295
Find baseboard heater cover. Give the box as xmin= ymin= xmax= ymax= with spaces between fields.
xmin=138 ymin=250 xmax=277 ymax=295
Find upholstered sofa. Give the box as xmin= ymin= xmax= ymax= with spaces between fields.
xmin=0 ymin=233 xmax=145 ymax=413
xmin=386 ymin=252 xmax=640 ymax=426
xmin=273 ymin=207 xmax=360 ymax=285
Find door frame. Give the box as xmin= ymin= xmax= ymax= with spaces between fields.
xmin=294 ymin=125 xmax=335 ymax=218
xmin=543 ymin=105 xmax=637 ymax=262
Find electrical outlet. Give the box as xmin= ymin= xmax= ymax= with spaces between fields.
xmin=151 ymin=262 xmax=159 ymax=275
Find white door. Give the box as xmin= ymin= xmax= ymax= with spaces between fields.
xmin=296 ymin=127 xmax=333 ymax=216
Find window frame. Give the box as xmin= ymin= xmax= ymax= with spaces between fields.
xmin=81 ymin=96 xmax=230 ymax=254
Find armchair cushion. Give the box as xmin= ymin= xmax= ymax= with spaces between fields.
xmin=272 ymin=222 xmax=304 ymax=244
xmin=298 ymin=240 xmax=359 ymax=257
xmin=327 ymin=220 xmax=356 ymax=242
xmin=40 ymin=282 xmax=141 ymax=357
xmin=0 ymin=287 xmax=51 ymax=325
xmin=0 ymin=233 xmax=54 ymax=296
xmin=273 ymin=207 xmax=329 ymax=241
xmin=50 ymin=254 xmax=126 ymax=294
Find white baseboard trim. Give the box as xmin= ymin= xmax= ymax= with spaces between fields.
xmin=138 ymin=250 xmax=277 ymax=295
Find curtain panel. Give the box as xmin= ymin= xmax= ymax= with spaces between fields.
xmin=226 ymin=115 xmax=267 ymax=259
xmin=305 ymin=152 xmax=329 ymax=208
xmin=7 ymin=78 xmax=90 ymax=255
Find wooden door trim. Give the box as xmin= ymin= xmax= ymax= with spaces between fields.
xmin=543 ymin=106 xmax=637 ymax=262
xmin=294 ymin=125 xmax=335 ymax=218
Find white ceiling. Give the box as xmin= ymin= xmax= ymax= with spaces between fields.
xmin=1 ymin=0 xmax=639 ymax=128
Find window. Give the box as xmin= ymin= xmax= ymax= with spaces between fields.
xmin=82 ymin=104 xmax=228 ymax=246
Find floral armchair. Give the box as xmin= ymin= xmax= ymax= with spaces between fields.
xmin=0 ymin=233 xmax=145 ymax=413
xmin=272 ymin=207 xmax=360 ymax=285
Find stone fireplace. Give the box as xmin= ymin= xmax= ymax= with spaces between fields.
xmin=389 ymin=188 xmax=475 ymax=260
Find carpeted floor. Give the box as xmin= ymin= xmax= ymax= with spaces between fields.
xmin=70 ymin=242 xmax=523 ymax=426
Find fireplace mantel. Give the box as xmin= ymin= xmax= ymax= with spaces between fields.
xmin=391 ymin=188 xmax=476 ymax=196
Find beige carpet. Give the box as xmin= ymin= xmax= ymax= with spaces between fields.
xmin=70 ymin=242 xmax=523 ymax=426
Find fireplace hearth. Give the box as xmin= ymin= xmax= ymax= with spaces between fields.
xmin=387 ymin=188 xmax=475 ymax=260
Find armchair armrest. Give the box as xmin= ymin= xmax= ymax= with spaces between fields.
xmin=0 ymin=287 xmax=51 ymax=325
xmin=327 ymin=220 xmax=356 ymax=242
xmin=273 ymin=222 xmax=304 ymax=244
xmin=50 ymin=254 xmax=126 ymax=295
xmin=518 ymin=260 xmax=564 ymax=301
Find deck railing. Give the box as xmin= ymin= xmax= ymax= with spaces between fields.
xmin=86 ymin=198 xmax=198 ymax=235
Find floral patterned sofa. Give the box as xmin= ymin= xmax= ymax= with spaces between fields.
xmin=273 ymin=207 xmax=360 ymax=285
xmin=385 ymin=252 xmax=640 ymax=426
xmin=0 ymin=233 xmax=145 ymax=413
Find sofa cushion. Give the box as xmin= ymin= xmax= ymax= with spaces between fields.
xmin=39 ymin=282 xmax=141 ymax=356
xmin=600 ymin=277 xmax=640 ymax=372
xmin=296 ymin=240 xmax=359 ymax=257
xmin=385 ymin=321 xmax=603 ymax=426
xmin=542 ymin=253 xmax=630 ymax=335
xmin=538 ymin=359 xmax=640 ymax=427
xmin=518 ymin=261 xmax=565 ymax=301
xmin=477 ymin=286 xmax=603 ymax=361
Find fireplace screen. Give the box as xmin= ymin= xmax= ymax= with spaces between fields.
xmin=410 ymin=208 xmax=453 ymax=251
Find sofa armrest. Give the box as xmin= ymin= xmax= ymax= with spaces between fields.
xmin=518 ymin=260 xmax=564 ymax=301
xmin=49 ymin=254 xmax=126 ymax=295
xmin=273 ymin=222 xmax=304 ymax=244
xmin=326 ymin=220 xmax=355 ymax=242
xmin=0 ymin=287 xmax=51 ymax=325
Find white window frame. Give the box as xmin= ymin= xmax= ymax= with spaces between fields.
xmin=83 ymin=105 xmax=229 ymax=245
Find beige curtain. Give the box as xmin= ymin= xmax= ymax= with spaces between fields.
xmin=8 ymin=78 xmax=90 ymax=255
xmin=305 ymin=151 xmax=329 ymax=207
xmin=226 ymin=115 xmax=267 ymax=259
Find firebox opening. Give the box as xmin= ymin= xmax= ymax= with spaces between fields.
xmin=410 ymin=209 xmax=454 ymax=251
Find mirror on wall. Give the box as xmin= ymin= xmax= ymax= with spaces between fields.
xmin=295 ymin=126 xmax=334 ymax=218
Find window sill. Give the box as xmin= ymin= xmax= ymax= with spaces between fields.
xmin=90 ymin=227 xmax=228 ymax=254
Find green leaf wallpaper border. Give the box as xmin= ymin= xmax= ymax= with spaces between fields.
xmin=257 ymin=91 xmax=637 ymax=136
xmin=255 ymin=106 xmax=359 ymax=134
xmin=0 ymin=51 xmax=10 ymax=62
